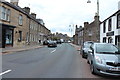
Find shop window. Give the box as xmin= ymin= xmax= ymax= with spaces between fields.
xmin=5 ymin=29 xmax=13 ymax=45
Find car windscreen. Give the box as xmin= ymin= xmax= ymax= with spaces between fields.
xmin=96 ymin=44 xmax=118 ymax=54
xmin=84 ymin=43 xmax=92 ymax=48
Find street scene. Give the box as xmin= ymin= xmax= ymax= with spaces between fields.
xmin=0 ymin=0 xmax=120 ymax=79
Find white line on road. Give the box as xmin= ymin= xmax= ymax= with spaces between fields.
xmin=51 ymin=49 xmax=56 ymax=53
xmin=0 ymin=70 xmax=12 ymax=76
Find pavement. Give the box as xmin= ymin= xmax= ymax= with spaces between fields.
xmin=69 ymin=43 xmax=81 ymax=51
xmin=1 ymin=44 xmax=44 ymax=54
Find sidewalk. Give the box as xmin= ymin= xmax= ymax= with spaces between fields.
xmin=1 ymin=45 xmax=44 ymax=54
xmin=69 ymin=43 xmax=81 ymax=51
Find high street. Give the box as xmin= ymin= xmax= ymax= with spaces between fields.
xmin=2 ymin=43 xmax=112 ymax=78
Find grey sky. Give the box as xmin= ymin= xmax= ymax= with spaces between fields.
xmin=6 ymin=0 xmax=120 ymax=36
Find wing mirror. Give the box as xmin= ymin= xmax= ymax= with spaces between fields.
xmin=88 ymin=50 xmax=93 ymax=53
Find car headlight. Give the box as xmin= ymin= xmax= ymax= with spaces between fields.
xmin=95 ymin=56 xmax=103 ymax=64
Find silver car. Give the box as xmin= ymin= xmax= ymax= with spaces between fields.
xmin=81 ymin=41 xmax=94 ymax=58
xmin=87 ymin=43 xmax=120 ymax=76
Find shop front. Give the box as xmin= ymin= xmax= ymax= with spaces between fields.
xmin=0 ymin=24 xmax=16 ymax=48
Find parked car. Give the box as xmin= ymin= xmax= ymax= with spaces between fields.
xmin=81 ymin=41 xmax=94 ymax=58
xmin=48 ymin=41 xmax=57 ymax=47
xmin=56 ymin=40 xmax=62 ymax=44
xmin=87 ymin=43 xmax=120 ymax=76
xmin=43 ymin=40 xmax=49 ymax=45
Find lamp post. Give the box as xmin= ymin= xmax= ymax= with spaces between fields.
xmin=87 ymin=0 xmax=99 ymax=16
xmin=87 ymin=0 xmax=100 ymax=42
xmin=69 ymin=24 xmax=74 ymax=37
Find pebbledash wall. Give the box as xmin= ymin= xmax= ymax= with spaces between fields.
xmin=100 ymin=10 xmax=120 ymax=48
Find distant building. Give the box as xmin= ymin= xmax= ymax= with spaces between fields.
xmin=83 ymin=14 xmax=100 ymax=43
xmin=100 ymin=10 xmax=120 ymax=48
xmin=51 ymin=32 xmax=70 ymax=42
xmin=73 ymin=25 xmax=84 ymax=45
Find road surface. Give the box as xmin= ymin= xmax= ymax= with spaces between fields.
xmin=2 ymin=43 xmax=113 ymax=79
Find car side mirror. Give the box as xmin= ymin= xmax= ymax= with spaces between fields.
xmin=88 ymin=50 xmax=93 ymax=53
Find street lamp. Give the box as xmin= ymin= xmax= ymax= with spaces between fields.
xmin=87 ymin=0 xmax=99 ymax=16
xmin=69 ymin=24 xmax=74 ymax=37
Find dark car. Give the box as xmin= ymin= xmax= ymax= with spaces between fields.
xmin=87 ymin=43 xmax=120 ymax=76
xmin=43 ymin=40 xmax=49 ymax=45
xmin=48 ymin=41 xmax=57 ymax=47
xmin=56 ymin=40 xmax=62 ymax=44
xmin=81 ymin=41 xmax=94 ymax=58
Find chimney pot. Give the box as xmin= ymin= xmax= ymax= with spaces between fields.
xmin=31 ymin=13 xmax=36 ymax=19
xmin=23 ymin=7 xmax=30 ymax=14
xmin=10 ymin=0 xmax=19 ymax=6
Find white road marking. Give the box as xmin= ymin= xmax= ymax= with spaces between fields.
xmin=51 ymin=49 xmax=56 ymax=53
xmin=0 ymin=70 xmax=12 ymax=76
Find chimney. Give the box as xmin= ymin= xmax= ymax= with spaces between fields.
xmin=10 ymin=0 xmax=19 ymax=6
xmin=75 ymin=25 xmax=78 ymax=29
xmin=84 ymin=22 xmax=89 ymax=26
xmin=31 ymin=13 xmax=36 ymax=18
xmin=94 ymin=13 xmax=99 ymax=21
xmin=23 ymin=7 xmax=30 ymax=14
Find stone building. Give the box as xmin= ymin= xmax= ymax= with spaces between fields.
xmin=83 ymin=14 xmax=100 ymax=43
xmin=73 ymin=25 xmax=84 ymax=45
xmin=0 ymin=0 xmax=51 ymax=48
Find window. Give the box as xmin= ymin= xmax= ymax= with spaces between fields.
xmin=0 ymin=6 xmax=2 ymax=19
xmin=115 ymin=36 xmax=120 ymax=48
xmin=5 ymin=29 xmax=13 ymax=44
xmin=117 ymin=14 xmax=120 ymax=29
xmin=2 ymin=6 xmax=6 ymax=20
xmin=108 ymin=18 xmax=112 ymax=31
xmin=103 ymin=37 xmax=106 ymax=43
xmin=1 ymin=6 xmax=10 ymax=21
xmin=96 ymin=44 xmax=118 ymax=53
xmin=108 ymin=37 xmax=113 ymax=43
xmin=18 ymin=31 xmax=22 ymax=42
xmin=103 ymin=21 xmax=106 ymax=33
xmin=6 ymin=9 xmax=10 ymax=21
xmin=19 ymin=15 xmax=23 ymax=25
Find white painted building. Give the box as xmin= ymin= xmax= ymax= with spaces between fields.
xmin=100 ymin=10 xmax=120 ymax=48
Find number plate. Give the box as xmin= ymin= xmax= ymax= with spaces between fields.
xmin=109 ymin=67 xmax=120 ymax=71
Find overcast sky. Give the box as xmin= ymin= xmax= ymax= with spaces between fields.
xmin=6 ymin=0 xmax=120 ymax=36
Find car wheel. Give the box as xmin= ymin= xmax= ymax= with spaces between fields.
xmin=90 ymin=63 xmax=95 ymax=74
xmin=82 ymin=51 xmax=85 ymax=58
xmin=87 ymin=60 xmax=90 ymax=64
xmin=82 ymin=54 xmax=85 ymax=58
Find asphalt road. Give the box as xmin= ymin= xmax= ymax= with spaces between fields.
xmin=2 ymin=43 xmax=113 ymax=78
